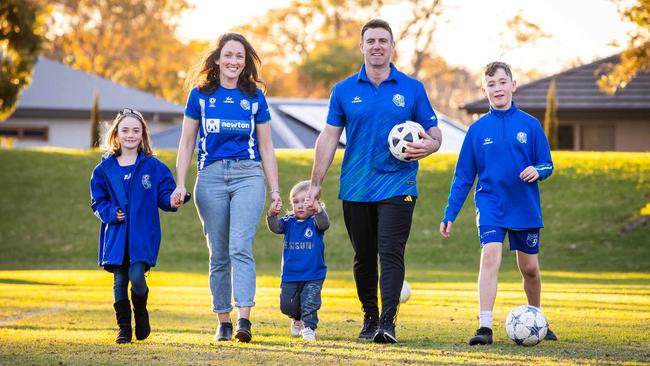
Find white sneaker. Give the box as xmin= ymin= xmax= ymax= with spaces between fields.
xmin=301 ymin=327 xmax=316 ymax=341
xmin=290 ymin=320 xmax=303 ymax=337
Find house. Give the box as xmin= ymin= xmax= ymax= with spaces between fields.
xmin=1 ymin=57 xmax=183 ymax=149
xmin=462 ymin=55 xmax=650 ymax=152
xmin=152 ymin=97 xmax=467 ymax=152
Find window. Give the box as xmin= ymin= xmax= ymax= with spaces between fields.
xmin=0 ymin=127 xmax=48 ymax=141
xmin=581 ymin=125 xmax=614 ymax=151
xmin=558 ymin=125 xmax=574 ymax=150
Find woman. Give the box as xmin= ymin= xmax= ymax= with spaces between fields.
xmin=172 ymin=33 xmax=282 ymax=343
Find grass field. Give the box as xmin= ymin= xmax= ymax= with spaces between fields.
xmin=1 ymin=149 xmax=649 ymax=365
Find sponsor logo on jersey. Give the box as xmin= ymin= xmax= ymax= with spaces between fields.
xmin=206 ymin=119 xmax=220 ymax=133
xmin=208 ymin=97 xmax=217 ymax=107
xmin=483 ymin=137 xmax=493 ymax=145
xmin=517 ymin=131 xmax=527 ymax=144
xmin=141 ymin=174 xmax=152 ymax=189
xmin=392 ymin=94 xmax=405 ymax=107
xmin=204 ymin=119 xmax=251 ymax=134
xmin=224 ymin=96 xmax=234 ymax=104
xmin=351 ymin=96 xmax=363 ymax=104
xmin=240 ymin=99 xmax=250 ymax=110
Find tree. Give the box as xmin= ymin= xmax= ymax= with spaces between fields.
xmin=0 ymin=0 xmax=46 ymax=121
xmin=499 ymin=11 xmax=551 ymax=58
xmin=42 ymin=0 xmax=206 ymax=104
xmin=598 ymin=0 xmax=650 ymax=94
xmin=543 ymin=79 xmax=559 ymax=150
xmin=90 ymin=90 xmax=100 ymax=148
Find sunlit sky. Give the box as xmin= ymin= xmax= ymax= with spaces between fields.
xmin=178 ymin=0 xmax=634 ymax=76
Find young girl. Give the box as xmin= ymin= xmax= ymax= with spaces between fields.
xmin=90 ymin=108 xmax=183 ymax=344
xmin=267 ymin=180 xmax=329 ymax=341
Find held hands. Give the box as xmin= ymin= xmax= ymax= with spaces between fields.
xmin=171 ymin=187 xmax=188 ymax=208
xmin=267 ymin=190 xmax=282 ymax=216
xmin=304 ymin=184 xmax=321 ymax=211
xmin=519 ymin=166 xmax=540 ymax=183
xmin=405 ymin=131 xmax=439 ymax=161
xmin=439 ymin=221 xmax=452 ymax=238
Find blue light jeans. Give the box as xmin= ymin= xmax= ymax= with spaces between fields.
xmin=194 ymin=159 xmax=266 ymax=313
xmin=280 ymin=279 xmax=324 ymax=330
xmin=113 ymin=262 xmax=148 ymax=302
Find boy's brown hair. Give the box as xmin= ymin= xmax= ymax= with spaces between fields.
xmin=484 ymin=61 xmax=513 ymax=80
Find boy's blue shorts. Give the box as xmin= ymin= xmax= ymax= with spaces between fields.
xmin=478 ymin=226 xmax=541 ymax=254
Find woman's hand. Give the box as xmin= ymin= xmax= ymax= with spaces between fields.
xmin=268 ymin=190 xmax=282 ymax=216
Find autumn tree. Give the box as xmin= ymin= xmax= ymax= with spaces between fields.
xmin=90 ymin=90 xmax=100 ymax=148
xmin=0 ymin=0 xmax=46 ymax=121
xmin=543 ymin=79 xmax=559 ymax=149
xmin=597 ymin=0 xmax=650 ymax=94
xmin=42 ymin=0 xmax=206 ymax=104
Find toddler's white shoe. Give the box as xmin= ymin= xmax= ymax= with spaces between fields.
xmin=301 ymin=327 xmax=316 ymax=341
xmin=290 ymin=320 xmax=303 ymax=337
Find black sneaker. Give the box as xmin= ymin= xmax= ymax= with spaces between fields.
xmin=235 ymin=318 xmax=252 ymax=343
xmin=545 ymin=327 xmax=558 ymax=341
xmin=373 ymin=321 xmax=397 ymax=344
xmin=468 ymin=327 xmax=493 ymax=345
xmin=358 ymin=314 xmax=379 ymax=340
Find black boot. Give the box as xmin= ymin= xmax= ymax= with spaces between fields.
xmin=131 ymin=289 xmax=151 ymax=341
xmin=113 ymin=300 xmax=132 ymax=344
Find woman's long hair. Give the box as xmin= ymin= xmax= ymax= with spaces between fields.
xmin=186 ymin=33 xmax=265 ymax=97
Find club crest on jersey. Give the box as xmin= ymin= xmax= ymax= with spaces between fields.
xmin=240 ymin=99 xmax=250 ymax=111
xmin=392 ymin=94 xmax=405 ymax=107
xmin=141 ymin=174 xmax=152 ymax=190
xmin=304 ymin=227 xmax=313 ymax=238
xmin=517 ymin=131 xmax=527 ymax=144
xmin=526 ymin=233 xmax=539 ymax=247
xmin=208 ymin=97 xmax=217 ymax=107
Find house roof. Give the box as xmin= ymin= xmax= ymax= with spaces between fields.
xmin=151 ymin=97 xmax=466 ymax=152
xmin=12 ymin=57 xmax=183 ymax=119
xmin=463 ymin=54 xmax=650 ymax=113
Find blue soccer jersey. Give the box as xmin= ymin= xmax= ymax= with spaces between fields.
xmin=184 ymin=86 xmax=271 ymax=170
xmin=327 ymin=64 xmax=438 ymax=202
xmin=277 ymin=215 xmax=327 ymax=282
xmin=442 ymin=103 xmax=554 ymax=229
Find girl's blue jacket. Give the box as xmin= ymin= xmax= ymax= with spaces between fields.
xmin=442 ymin=103 xmax=553 ymax=229
xmin=90 ymin=152 xmax=177 ymax=269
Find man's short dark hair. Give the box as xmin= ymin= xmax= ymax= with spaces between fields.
xmin=361 ymin=19 xmax=393 ymax=41
xmin=484 ymin=61 xmax=513 ymax=80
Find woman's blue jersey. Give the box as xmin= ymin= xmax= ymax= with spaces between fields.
xmin=185 ymin=86 xmax=271 ymax=170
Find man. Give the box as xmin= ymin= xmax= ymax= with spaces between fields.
xmin=439 ymin=61 xmax=557 ymax=345
xmin=304 ymin=19 xmax=442 ymax=344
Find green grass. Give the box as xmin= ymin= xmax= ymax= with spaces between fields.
xmin=0 ymin=270 xmax=649 ymax=365
xmin=0 ymin=149 xmax=649 ymax=364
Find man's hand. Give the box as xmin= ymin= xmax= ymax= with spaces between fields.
xmin=304 ymin=184 xmax=321 ymax=211
xmin=405 ymin=130 xmax=441 ymax=161
xmin=519 ymin=166 xmax=540 ymax=183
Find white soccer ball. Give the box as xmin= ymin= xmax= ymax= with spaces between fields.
xmin=388 ymin=121 xmax=424 ymax=162
xmin=399 ymin=280 xmax=411 ymax=303
xmin=505 ymin=305 xmax=548 ymax=346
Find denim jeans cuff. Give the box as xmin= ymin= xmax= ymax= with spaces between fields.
xmin=233 ymin=301 xmax=256 ymax=308
xmin=213 ymin=306 xmax=234 ymax=314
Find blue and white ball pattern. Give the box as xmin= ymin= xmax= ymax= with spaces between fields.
xmin=505 ymin=305 xmax=548 ymax=346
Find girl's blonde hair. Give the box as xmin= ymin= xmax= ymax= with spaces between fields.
xmin=288 ymin=180 xmax=325 ymax=214
xmin=101 ymin=108 xmax=153 ymax=157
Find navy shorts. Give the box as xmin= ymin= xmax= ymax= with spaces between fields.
xmin=478 ymin=226 xmax=540 ymax=254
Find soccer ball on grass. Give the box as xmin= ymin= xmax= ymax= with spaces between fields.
xmin=505 ymin=305 xmax=548 ymax=346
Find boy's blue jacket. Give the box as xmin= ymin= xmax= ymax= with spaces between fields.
xmin=90 ymin=152 xmax=177 ymax=268
xmin=442 ymin=103 xmax=553 ymax=229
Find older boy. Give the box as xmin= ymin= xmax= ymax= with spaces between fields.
xmin=439 ymin=61 xmax=557 ymax=345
